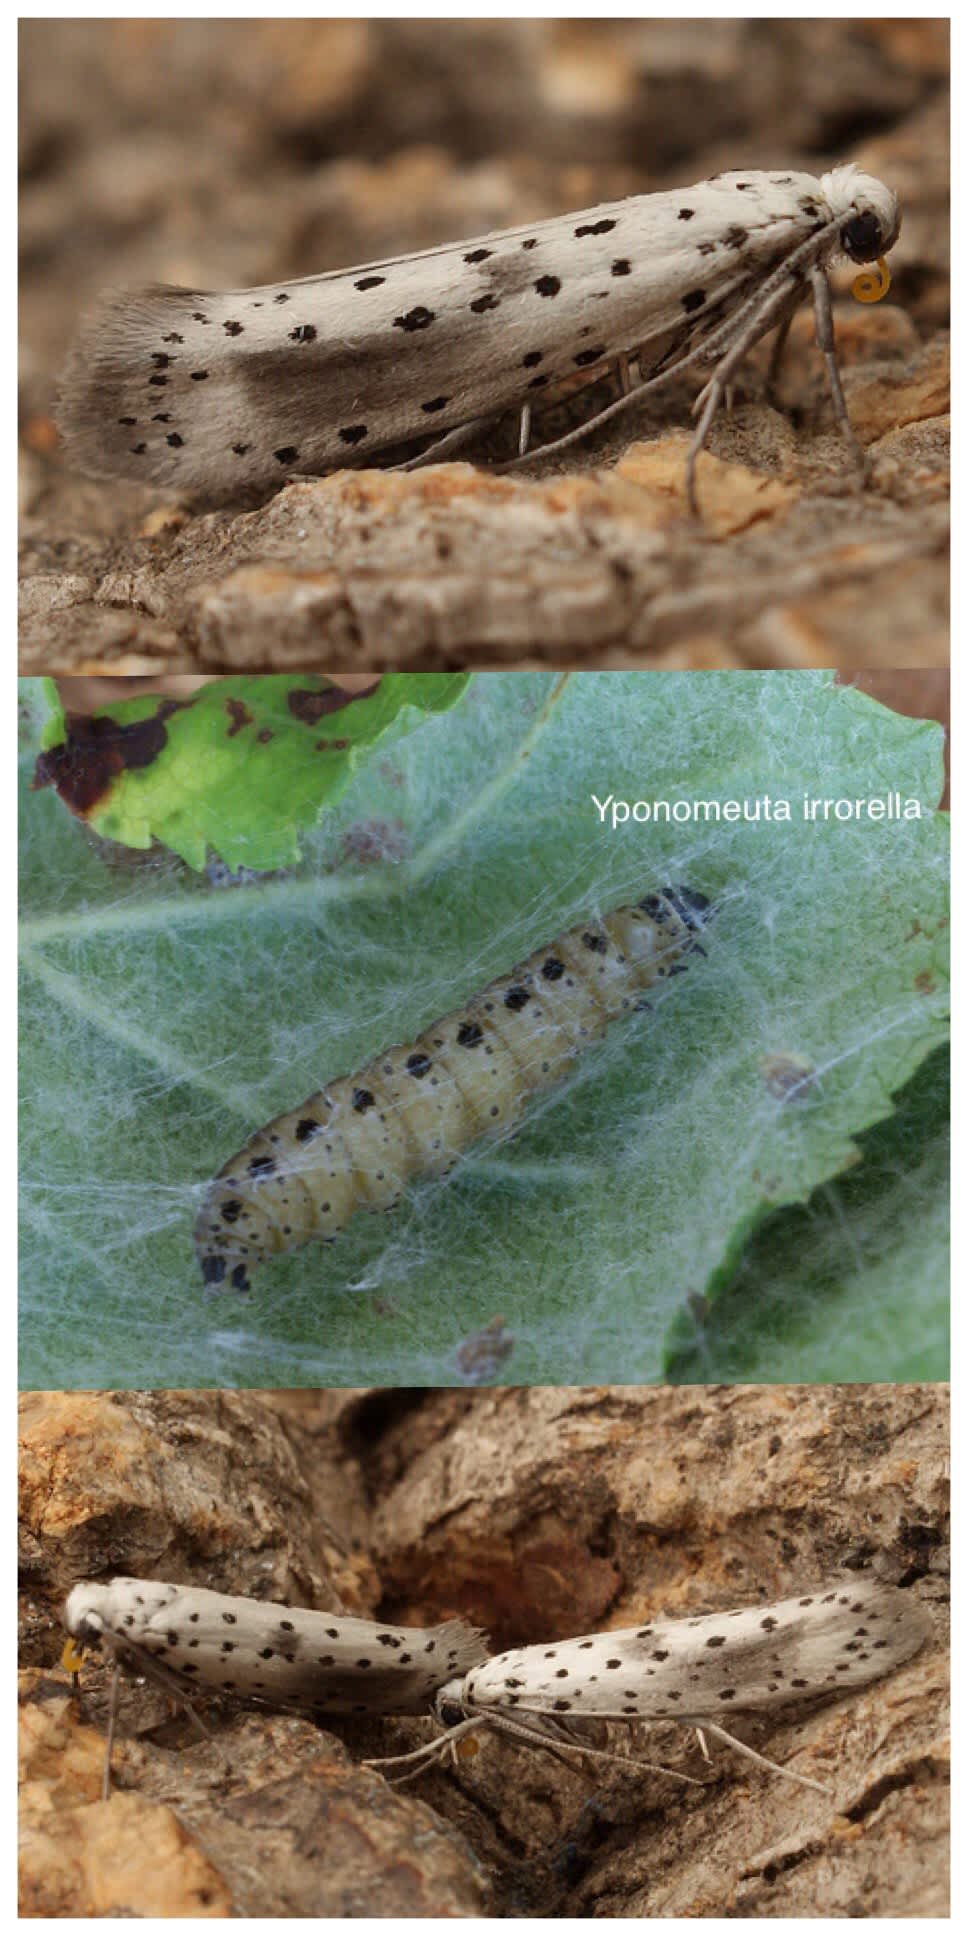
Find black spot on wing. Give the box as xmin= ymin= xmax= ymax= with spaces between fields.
xmin=393 ymin=306 xmax=436 ymax=333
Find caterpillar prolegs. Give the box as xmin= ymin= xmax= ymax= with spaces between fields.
xmin=195 ymin=884 xmax=712 ymax=1291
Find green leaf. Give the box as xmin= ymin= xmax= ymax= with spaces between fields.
xmin=19 ymin=670 xmax=948 ymax=1388
xmin=32 ymin=673 xmax=469 ymax=869
xmin=663 ymin=1044 xmax=949 ymax=1383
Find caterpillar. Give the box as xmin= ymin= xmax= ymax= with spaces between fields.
xmin=370 ymin=1579 xmax=931 ymax=1792
xmin=195 ymin=883 xmax=712 ymax=1291
xmin=56 ymin=166 xmax=900 ymax=514
xmin=63 ymin=1578 xmax=488 ymax=1720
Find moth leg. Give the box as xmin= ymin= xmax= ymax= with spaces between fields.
xmin=487 ymin=1713 xmax=705 ymax=1785
xmin=495 ymin=362 xmax=692 ymax=472
xmin=365 ymin=1715 xmax=486 ymax=1776
xmin=102 ymin=1662 xmax=122 ymax=1801
xmin=616 ymin=352 xmax=639 ymax=395
xmin=517 ymin=402 xmax=532 ymax=458
xmin=496 ymin=294 xmax=783 ymax=481
xmin=765 ymin=309 xmax=796 ymax=409
xmin=694 ymin=1725 xmax=713 ymax=1764
xmin=685 ymin=276 xmax=805 ymax=517
xmin=111 ymin=1640 xmax=232 ymax=1776
xmin=808 ymin=264 xmax=867 ymax=484
xmin=392 ymin=417 xmax=491 ymax=472
xmin=699 ymin=1720 xmax=830 ymax=1796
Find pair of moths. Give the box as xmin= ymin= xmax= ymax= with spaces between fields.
xmin=194 ymin=885 xmax=713 ymax=1292
xmin=57 ymin=166 xmax=900 ymax=511
xmin=63 ymin=1575 xmax=930 ymax=1797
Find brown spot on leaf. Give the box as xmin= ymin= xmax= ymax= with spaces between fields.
xmin=760 ymin=1052 xmax=818 ymax=1101
xmin=31 ymin=699 xmax=193 ymax=817
xmin=224 ymin=698 xmax=253 ymax=737
xmin=340 ymin=818 xmax=409 ymax=865
xmin=286 ymin=685 xmax=364 ymax=727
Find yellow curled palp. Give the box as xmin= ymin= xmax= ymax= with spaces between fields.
xmin=61 ymin=1637 xmax=86 ymax=1675
xmin=851 ymin=256 xmax=891 ymax=303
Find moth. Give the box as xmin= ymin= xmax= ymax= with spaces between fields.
xmin=370 ymin=1580 xmax=931 ymax=1794
xmin=195 ymin=883 xmax=712 ymax=1292
xmin=63 ymin=1576 xmax=488 ymax=1796
xmin=56 ymin=166 xmax=900 ymax=514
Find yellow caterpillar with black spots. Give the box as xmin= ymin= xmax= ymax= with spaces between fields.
xmin=196 ymin=885 xmax=712 ymax=1290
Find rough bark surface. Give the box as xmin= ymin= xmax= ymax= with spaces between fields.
xmin=19 ymin=18 xmax=948 ymax=672
xmin=19 ymin=1384 xmax=949 ymax=1917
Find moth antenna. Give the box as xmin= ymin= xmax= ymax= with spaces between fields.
xmin=699 ymin=1721 xmax=830 ymax=1797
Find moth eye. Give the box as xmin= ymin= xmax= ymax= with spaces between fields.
xmin=840 ymin=210 xmax=884 ymax=263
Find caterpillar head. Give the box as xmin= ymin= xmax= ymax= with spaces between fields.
xmin=637 ymin=884 xmax=714 ymax=956
xmin=645 ymin=884 xmax=712 ymax=928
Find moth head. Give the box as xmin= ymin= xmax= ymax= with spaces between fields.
xmin=820 ymin=166 xmax=901 ymax=262
xmin=63 ymin=1582 xmax=109 ymax=1649
xmin=433 ymin=1679 xmax=467 ymax=1727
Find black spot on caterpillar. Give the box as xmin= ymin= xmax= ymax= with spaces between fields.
xmin=195 ymin=885 xmax=712 ymax=1291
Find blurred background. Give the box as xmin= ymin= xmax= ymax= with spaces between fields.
xmin=19 ymin=16 xmax=949 ymax=425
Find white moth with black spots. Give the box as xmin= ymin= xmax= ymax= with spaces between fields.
xmin=194 ymin=884 xmax=712 ymax=1292
xmin=370 ymin=1580 xmax=931 ymax=1793
xmin=63 ymin=1576 xmax=489 ymax=1795
xmin=57 ymin=166 xmax=900 ymax=513
xmin=63 ymin=1578 xmax=487 ymax=1715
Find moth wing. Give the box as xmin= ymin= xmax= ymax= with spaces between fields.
xmin=465 ymin=1585 xmax=929 ymax=1722
xmin=117 ymin=1589 xmax=488 ymax=1715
